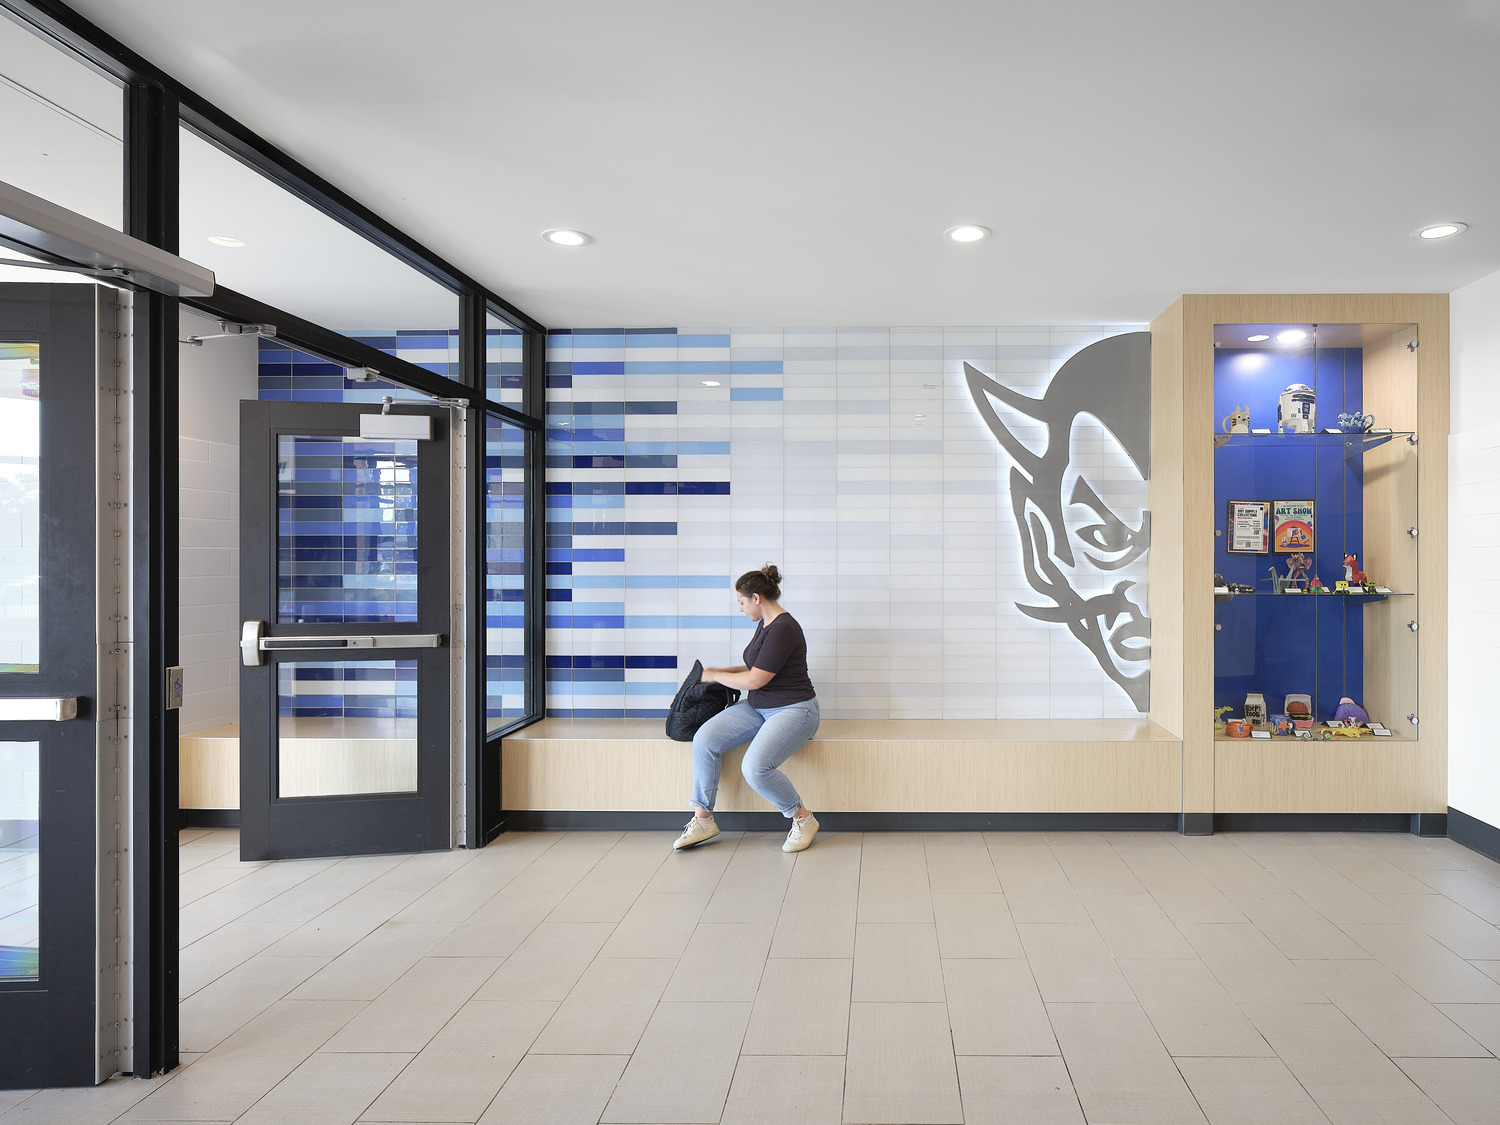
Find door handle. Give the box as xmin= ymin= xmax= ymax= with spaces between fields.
xmin=0 ymin=697 xmax=80 ymax=721
xmin=241 ymin=621 xmax=445 ymax=666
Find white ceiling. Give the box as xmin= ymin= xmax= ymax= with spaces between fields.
xmin=46 ymin=0 xmax=1500 ymax=328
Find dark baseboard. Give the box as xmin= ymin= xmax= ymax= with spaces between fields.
xmin=1213 ymin=812 xmax=1414 ymax=833
xmin=1412 ymin=812 xmax=1448 ymax=838
xmin=500 ymin=810 xmax=1181 ymax=832
xmin=179 ymin=808 xmax=240 ymax=829
xmin=1179 ymin=812 xmax=1213 ymax=836
xmin=1449 ymin=808 xmax=1500 ymax=864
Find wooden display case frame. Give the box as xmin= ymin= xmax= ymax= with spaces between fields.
xmin=1150 ymin=295 xmax=1447 ymax=820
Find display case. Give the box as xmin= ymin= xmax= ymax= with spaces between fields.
xmin=1149 ymin=295 xmax=1446 ymax=824
xmin=1212 ymin=323 xmax=1420 ymax=745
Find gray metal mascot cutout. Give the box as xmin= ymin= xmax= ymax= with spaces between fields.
xmin=964 ymin=331 xmax=1152 ymax=711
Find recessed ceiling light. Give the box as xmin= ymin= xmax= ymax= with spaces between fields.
xmin=1246 ymin=334 xmax=1270 ymax=342
xmin=207 ymin=235 xmax=245 ymax=247
xmin=701 ymin=380 xmax=720 ymax=387
xmin=944 ymin=225 xmax=991 ymax=243
xmin=1415 ymin=222 xmax=1467 ymax=239
xmin=1276 ymin=329 xmax=1308 ymax=344
xmin=542 ymin=228 xmax=592 ymax=246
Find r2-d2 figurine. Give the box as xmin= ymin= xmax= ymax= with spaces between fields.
xmin=1278 ymin=383 xmax=1316 ymax=434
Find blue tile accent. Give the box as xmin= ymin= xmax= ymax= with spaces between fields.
xmin=730 ymin=388 xmax=784 ymax=401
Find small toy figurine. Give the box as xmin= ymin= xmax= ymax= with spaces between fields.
xmin=1214 ymin=705 xmax=1234 ymax=730
xmin=1244 ymin=692 xmax=1267 ymax=724
xmin=1310 ymin=574 xmax=1326 ymax=592
xmin=1268 ymin=566 xmax=1290 ymax=594
xmin=1285 ymin=553 xmax=1311 ymax=590
xmin=1222 ymin=405 xmax=1250 ymax=434
xmin=1343 ymin=553 xmax=1367 ymax=585
xmin=1333 ymin=697 xmax=1368 ymax=726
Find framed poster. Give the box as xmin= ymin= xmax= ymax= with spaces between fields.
xmin=1226 ymin=499 xmax=1269 ymax=554
xmin=1273 ymin=499 xmax=1315 ymax=553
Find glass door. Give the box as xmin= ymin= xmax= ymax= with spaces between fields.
xmin=239 ymin=401 xmax=452 ymax=860
xmin=0 ymin=285 xmax=105 ymax=1088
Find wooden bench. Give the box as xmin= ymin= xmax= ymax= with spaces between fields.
xmin=501 ymin=717 xmax=1184 ymax=829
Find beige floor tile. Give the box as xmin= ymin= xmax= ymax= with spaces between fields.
xmin=0 ymin=1075 xmax=169 ymax=1125
xmin=1177 ymin=922 xmax=1325 ymax=1004
xmin=1435 ymin=1002 xmax=1500 ymax=1054
xmin=843 ymin=1002 xmax=962 ymax=1124
xmin=663 ymin=922 xmax=774 ymax=1002
xmin=786 ymin=835 xmax=862 ymax=894
xmin=1016 ymin=923 xmax=1134 ymax=1003
xmin=115 ymin=999 xmax=364 ymax=1123
xmin=289 ymin=921 xmax=458 ymax=1001
xmin=1293 ymin=958 xmax=1488 ymax=1057
xmin=1224 ymin=892 xmax=1371 ymax=960
xmin=479 ymin=1053 xmax=629 ymax=1125
xmin=597 ymin=830 xmax=677 ymax=868
xmin=180 ymin=920 xmax=301 ymax=998
xmin=1395 ymin=1057 xmax=1500 ymax=1125
xmin=931 ymin=893 xmax=1023 ymax=958
xmin=955 ymin=1056 xmax=1084 ymax=1125
xmin=242 ymin=856 xmax=407 ymax=924
xmin=178 ymin=954 xmax=330 ymax=1053
xmin=599 ymin=892 xmax=709 ymax=958
xmin=425 ymin=890 xmax=564 ymax=958
xmin=234 ymin=1050 xmax=411 ymax=1124
xmin=1410 ymin=868 xmax=1500 ymax=923
xmin=601 ymin=1001 xmax=751 ymax=1123
xmin=1180 ymin=842 xmax=1290 ymax=896
xmin=645 ymin=837 xmax=739 ymax=894
xmin=1316 ymin=846 xmax=1436 ymax=896
xmin=1133 ymin=865 xmax=1246 ymax=923
xmin=530 ymin=957 xmax=676 ymax=1054
xmin=264 ymin=891 xmax=422 ymax=961
xmin=858 ymin=834 xmax=928 ymax=871
xmin=769 ymin=890 xmax=856 ymax=958
xmin=1373 ymin=892 xmax=1500 ymax=959
xmin=1175 ymin=1057 xmax=1330 ymax=1125
xmin=741 ymin=957 xmax=851 ymax=1054
xmin=1054 ymin=845 xmax=1146 ymax=897
xmin=1046 ymin=1002 xmax=1207 ymax=1124
xmin=323 ymin=957 xmax=500 ymax=1053
xmin=471 ymin=921 xmax=614 ymax=1001
xmin=359 ymin=999 xmax=555 ymax=1122
xmin=700 ymin=845 xmax=793 ymax=924
xmin=0 ymin=1091 xmax=35 ymax=1115
xmin=501 ymin=844 xmax=613 ymax=898
xmin=1116 ymin=959 xmax=1272 ymax=1057
xmin=1240 ymin=1003 xmax=1449 ymax=1124
xmin=720 ymin=1054 xmax=844 ymax=1125
xmin=1340 ymin=922 xmax=1500 ymax=1003
xmin=991 ymin=861 xmax=1091 ymax=924
xmin=924 ymin=846 xmax=1000 ymax=894
xmin=942 ymin=958 xmax=1056 ymax=1055
xmin=390 ymin=861 xmax=518 ymax=926
xmin=852 ymin=923 xmax=944 ymax=1002
xmin=855 ymin=865 xmax=933 ymax=924
xmin=1084 ymin=892 xmax=1196 ymax=959
xmin=546 ymin=864 xmax=656 ymax=924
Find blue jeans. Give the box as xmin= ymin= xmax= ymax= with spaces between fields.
xmin=690 ymin=697 xmax=820 ymax=818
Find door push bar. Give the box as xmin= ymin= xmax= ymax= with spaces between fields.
xmin=240 ymin=621 xmax=445 ymax=667
xmin=0 ymin=697 xmax=80 ymax=721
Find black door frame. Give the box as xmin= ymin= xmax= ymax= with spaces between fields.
xmin=0 ymin=285 xmax=104 ymax=1088
xmin=239 ymin=401 xmax=452 ymax=860
xmin=1 ymin=0 xmax=547 ymax=1076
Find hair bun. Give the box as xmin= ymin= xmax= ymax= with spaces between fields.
xmin=761 ymin=563 xmax=781 ymax=584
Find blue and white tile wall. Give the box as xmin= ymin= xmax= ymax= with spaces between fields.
xmin=545 ymin=326 xmax=1149 ymax=720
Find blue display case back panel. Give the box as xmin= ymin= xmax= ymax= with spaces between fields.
xmin=1213 ymin=347 xmax=1366 ymax=721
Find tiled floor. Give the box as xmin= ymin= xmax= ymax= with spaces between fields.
xmin=7 ymin=826 xmax=1500 ymax=1123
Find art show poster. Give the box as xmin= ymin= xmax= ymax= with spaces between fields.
xmin=1273 ymin=499 xmax=1315 ymax=553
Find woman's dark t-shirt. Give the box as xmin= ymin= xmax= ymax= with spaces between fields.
xmin=743 ymin=613 xmax=816 ymax=708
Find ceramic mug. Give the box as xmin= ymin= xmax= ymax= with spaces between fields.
xmin=1337 ymin=411 xmax=1375 ymax=434
xmin=1224 ymin=719 xmax=1250 ymax=737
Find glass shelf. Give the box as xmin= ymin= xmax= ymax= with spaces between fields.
xmin=1213 ymin=430 xmax=1415 ymax=457
xmin=1214 ymin=589 xmax=1410 ymax=601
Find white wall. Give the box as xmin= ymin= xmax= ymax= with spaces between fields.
xmin=1449 ymin=268 xmax=1500 ymax=829
xmin=178 ymin=309 xmax=258 ymax=735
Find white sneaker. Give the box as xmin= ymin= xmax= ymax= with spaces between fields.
xmin=783 ymin=812 xmax=819 ymax=853
xmin=673 ymin=816 xmax=720 ymax=849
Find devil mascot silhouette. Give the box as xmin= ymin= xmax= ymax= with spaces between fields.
xmin=964 ymin=332 xmax=1152 ymax=711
